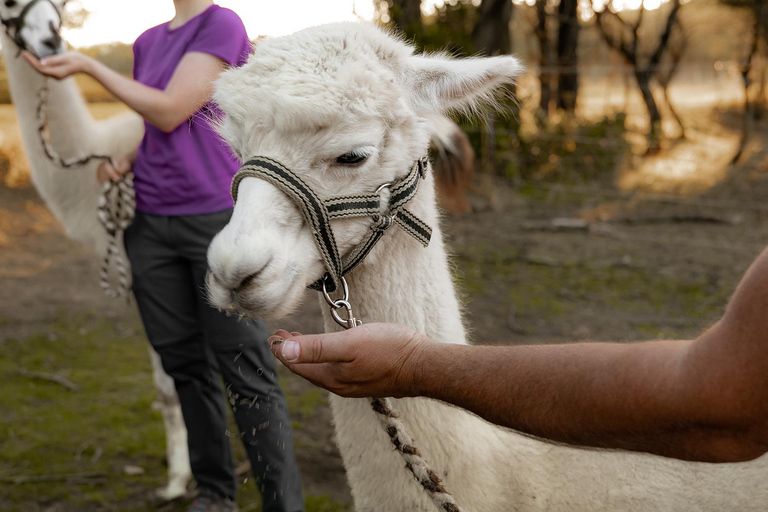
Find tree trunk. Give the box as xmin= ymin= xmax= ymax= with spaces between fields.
xmin=556 ymin=0 xmax=579 ymax=112
xmin=635 ymin=68 xmax=662 ymax=154
xmin=733 ymin=11 xmax=761 ymax=164
xmin=534 ymin=1 xmax=552 ymax=118
xmin=390 ymin=0 xmax=422 ymax=34
xmin=472 ymin=0 xmax=513 ymax=55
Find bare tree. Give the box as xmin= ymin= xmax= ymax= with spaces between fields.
xmin=377 ymin=0 xmax=422 ymax=34
xmin=62 ymin=0 xmax=89 ymax=30
xmin=594 ymin=0 xmax=683 ymax=154
xmin=472 ymin=0 xmax=514 ymax=55
xmin=527 ymin=0 xmax=581 ymax=119
xmin=556 ymin=0 xmax=580 ymax=112
xmin=655 ymin=18 xmax=688 ymax=139
xmin=533 ymin=1 xmax=555 ymax=117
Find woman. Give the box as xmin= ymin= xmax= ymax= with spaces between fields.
xmin=24 ymin=2 xmax=304 ymax=511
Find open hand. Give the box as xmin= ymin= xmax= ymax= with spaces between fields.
xmin=22 ymin=50 xmax=93 ymax=80
xmin=268 ymin=323 xmax=430 ymax=398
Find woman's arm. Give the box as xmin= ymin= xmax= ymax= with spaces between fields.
xmin=23 ymin=51 xmax=225 ymax=133
xmin=268 ymin=247 xmax=768 ymax=463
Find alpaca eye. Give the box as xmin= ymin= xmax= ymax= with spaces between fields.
xmin=4 ymin=0 xmax=17 ymax=7
xmin=336 ymin=150 xmax=370 ymax=166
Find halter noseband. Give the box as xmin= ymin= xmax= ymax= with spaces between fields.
xmin=2 ymin=0 xmax=62 ymax=58
xmin=231 ymin=155 xmax=432 ymax=302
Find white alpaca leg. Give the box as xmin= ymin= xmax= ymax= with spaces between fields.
xmin=148 ymin=348 xmax=192 ymax=501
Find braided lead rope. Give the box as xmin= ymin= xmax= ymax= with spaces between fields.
xmin=371 ymin=398 xmax=464 ymax=512
xmin=36 ymin=79 xmax=134 ymax=298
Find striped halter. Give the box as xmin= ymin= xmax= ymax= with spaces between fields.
xmin=231 ymin=155 xmax=433 ymax=328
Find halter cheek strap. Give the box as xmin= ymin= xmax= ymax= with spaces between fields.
xmin=2 ymin=0 xmax=62 ymax=57
xmin=231 ymin=155 xmax=432 ymax=293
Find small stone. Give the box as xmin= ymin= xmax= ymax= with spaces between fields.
xmin=123 ymin=465 xmax=145 ymax=476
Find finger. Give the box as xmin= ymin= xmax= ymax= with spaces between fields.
xmin=21 ymin=51 xmax=41 ymax=69
xmin=275 ymin=332 xmax=356 ymax=365
xmin=117 ymin=159 xmax=132 ymax=174
xmin=280 ymin=361 xmax=351 ymax=394
xmin=107 ymin=167 xmax=120 ymax=181
xmin=39 ymin=54 xmax=66 ymax=67
xmin=272 ymin=329 xmax=293 ymax=339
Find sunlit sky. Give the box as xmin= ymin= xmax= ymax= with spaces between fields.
xmin=63 ymin=0 xmax=378 ymax=47
xmin=62 ymin=0 xmax=675 ymax=48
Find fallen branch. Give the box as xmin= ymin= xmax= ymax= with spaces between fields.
xmin=15 ymin=368 xmax=80 ymax=391
xmin=609 ymin=214 xmax=736 ymax=226
xmin=0 ymin=472 xmax=105 ymax=484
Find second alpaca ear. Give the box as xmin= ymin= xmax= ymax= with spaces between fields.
xmin=405 ymin=55 xmax=524 ymax=116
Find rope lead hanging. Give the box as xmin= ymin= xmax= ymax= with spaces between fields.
xmin=36 ymin=79 xmax=134 ymax=299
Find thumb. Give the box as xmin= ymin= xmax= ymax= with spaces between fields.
xmin=116 ymin=159 xmax=132 ymax=174
xmin=273 ymin=331 xmax=355 ymax=364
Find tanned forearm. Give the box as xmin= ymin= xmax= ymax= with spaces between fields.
xmin=414 ymin=338 xmax=718 ymax=460
xmin=413 ymin=249 xmax=768 ymax=462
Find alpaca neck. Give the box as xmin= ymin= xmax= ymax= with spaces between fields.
xmin=340 ymin=177 xmax=466 ymax=345
xmin=1 ymin=33 xmax=144 ymax=252
xmin=323 ymin=178 xmax=519 ymax=510
xmin=1 ymin=34 xmax=98 ymax=159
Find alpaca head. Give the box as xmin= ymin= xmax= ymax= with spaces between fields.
xmin=206 ymin=23 xmax=522 ymax=319
xmin=0 ymin=0 xmax=65 ymax=58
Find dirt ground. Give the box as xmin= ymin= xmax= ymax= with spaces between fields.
xmin=3 ymin=108 xmax=768 ymax=510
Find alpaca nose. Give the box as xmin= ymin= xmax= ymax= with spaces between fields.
xmin=209 ymin=257 xmax=273 ymax=295
xmin=42 ymin=23 xmax=61 ymax=52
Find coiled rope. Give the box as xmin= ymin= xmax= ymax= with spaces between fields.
xmin=36 ymin=78 xmax=134 ymax=298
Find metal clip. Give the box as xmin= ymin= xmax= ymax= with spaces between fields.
xmin=322 ymin=276 xmax=362 ymax=330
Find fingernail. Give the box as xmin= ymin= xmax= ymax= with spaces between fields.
xmin=269 ymin=336 xmax=284 ymax=346
xmin=282 ymin=340 xmax=300 ymax=361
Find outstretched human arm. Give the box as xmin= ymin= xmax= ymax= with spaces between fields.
xmin=270 ymin=247 xmax=768 ymax=463
xmin=22 ymin=51 xmax=225 ymax=133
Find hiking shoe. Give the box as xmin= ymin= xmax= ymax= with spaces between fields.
xmin=186 ymin=491 xmax=239 ymax=512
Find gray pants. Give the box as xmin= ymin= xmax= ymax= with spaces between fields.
xmin=124 ymin=210 xmax=304 ymax=511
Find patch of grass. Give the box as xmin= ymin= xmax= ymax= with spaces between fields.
xmin=452 ymin=243 xmax=727 ymax=338
xmin=284 ymin=386 xmax=326 ymax=431
xmin=305 ymin=495 xmax=351 ymax=512
xmin=0 ymin=314 xmax=173 ymax=511
xmin=0 ymin=313 xmax=347 ymax=511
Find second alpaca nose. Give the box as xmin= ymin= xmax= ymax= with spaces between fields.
xmin=42 ymin=22 xmax=61 ymax=51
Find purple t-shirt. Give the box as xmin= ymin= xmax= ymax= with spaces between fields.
xmin=132 ymin=5 xmax=251 ymax=216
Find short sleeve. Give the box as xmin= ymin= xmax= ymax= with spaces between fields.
xmin=187 ymin=8 xmax=251 ymax=67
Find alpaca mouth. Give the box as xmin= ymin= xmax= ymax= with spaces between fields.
xmin=205 ymin=265 xmax=306 ymax=320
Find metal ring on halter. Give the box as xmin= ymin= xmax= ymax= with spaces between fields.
xmin=322 ymin=275 xmax=349 ymax=308
xmin=375 ymin=182 xmax=392 ymax=194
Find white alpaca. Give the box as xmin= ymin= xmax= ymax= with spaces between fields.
xmin=206 ymin=23 xmax=768 ymax=511
xmin=0 ymin=0 xmax=191 ymax=500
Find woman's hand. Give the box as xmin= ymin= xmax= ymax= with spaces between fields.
xmin=268 ymin=323 xmax=431 ymax=398
xmin=97 ymin=157 xmax=132 ymax=185
xmin=22 ymin=51 xmax=94 ymax=80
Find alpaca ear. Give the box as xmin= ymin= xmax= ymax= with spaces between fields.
xmin=405 ymin=55 xmax=524 ymax=115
